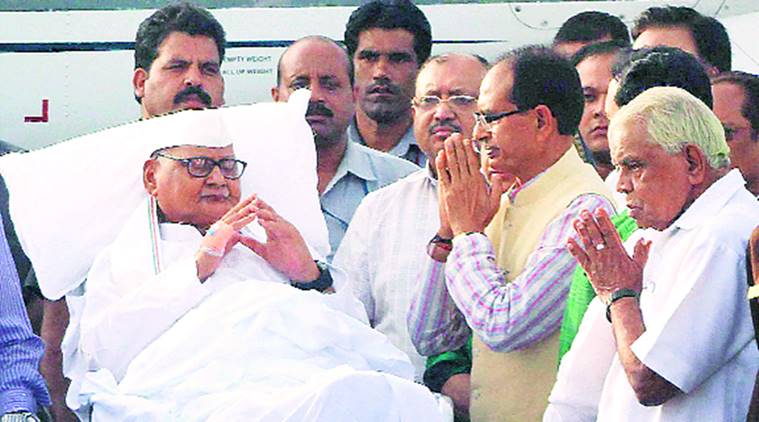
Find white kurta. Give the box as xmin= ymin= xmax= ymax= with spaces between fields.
xmin=334 ymin=169 xmax=439 ymax=380
xmin=78 ymin=222 xmax=295 ymax=381
xmin=546 ymin=170 xmax=759 ymax=422
xmin=72 ymin=199 xmax=447 ymax=421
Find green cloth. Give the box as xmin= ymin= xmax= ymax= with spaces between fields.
xmin=557 ymin=211 xmax=639 ymax=365
xmin=423 ymin=335 xmax=472 ymax=393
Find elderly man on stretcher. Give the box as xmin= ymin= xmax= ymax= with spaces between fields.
xmin=0 ymin=92 xmax=448 ymax=421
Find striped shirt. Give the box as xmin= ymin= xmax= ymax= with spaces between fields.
xmin=0 ymin=217 xmax=51 ymax=413
xmin=407 ymin=193 xmax=614 ymax=355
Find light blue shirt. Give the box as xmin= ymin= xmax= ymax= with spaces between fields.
xmin=347 ymin=119 xmax=426 ymax=167
xmin=0 ymin=216 xmax=50 ymax=414
xmin=321 ymin=141 xmax=418 ymax=261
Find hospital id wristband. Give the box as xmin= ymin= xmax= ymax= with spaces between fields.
xmin=199 ymin=246 xmax=224 ymax=257
xmin=203 ymin=221 xmax=235 ymax=251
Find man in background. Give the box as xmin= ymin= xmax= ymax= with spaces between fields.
xmin=272 ymin=36 xmax=417 ymax=260
xmin=572 ymin=41 xmax=628 ymax=179
xmin=552 ymin=11 xmax=630 ymax=58
xmin=631 ymin=5 xmax=731 ymax=75
xmin=344 ymin=0 xmax=432 ymax=166
xmin=711 ymin=71 xmax=759 ymax=196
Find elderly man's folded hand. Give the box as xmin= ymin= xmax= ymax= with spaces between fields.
xmin=195 ymin=194 xmax=259 ymax=281
xmin=237 ymin=197 xmax=319 ymax=282
xmin=567 ymin=208 xmax=651 ymax=302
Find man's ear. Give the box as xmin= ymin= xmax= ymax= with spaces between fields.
xmin=219 ymin=77 xmax=226 ymax=107
xmin=533 ymin=104 xmax=556 ymax=139
xmin=133 ymin=68 xmax=148 ymax=102
xmin=706 ymin=65 xmax=720 ymax=78
xmin=271 ymin=86 xmax=281 ymax=102
xmin=684 ymin=144 xmax=707 ymax=185
xmin=143 ymin=159 xmax=160 ymax=197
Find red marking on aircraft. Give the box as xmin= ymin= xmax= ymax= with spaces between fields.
xmin=24 ymin=99 xmax=49 ymax=123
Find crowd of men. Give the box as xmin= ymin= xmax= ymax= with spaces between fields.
xmin=2 ymin=1 xmax=759 ymax=421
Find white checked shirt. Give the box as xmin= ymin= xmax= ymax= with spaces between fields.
xmin=334 ymin=169 xmax=438 ymax=381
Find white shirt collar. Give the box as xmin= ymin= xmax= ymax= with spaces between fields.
xmin=669 ymin=169 xmax=747 ymax=232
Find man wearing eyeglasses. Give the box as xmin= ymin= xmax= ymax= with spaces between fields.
xmin=31 ymin=5 xmax=229 ymax=421
xmin=711 ymin=71 xmax=759 ymax=197
xmin=78 ymin=141 xmax=334 ymax=390
xmin=407 ymin=45 xmax=616 ymax=421
xmin=271 ymin=36 xmax=417 ymax=262
xmin=335 ymin=53 xmax=487 ymax=400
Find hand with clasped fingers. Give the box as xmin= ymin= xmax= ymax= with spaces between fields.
xmin=566 ymin=208 xmax=651 ymax=303
xmin=196 ymin=194 xmax=318 ymax=283
xmin=435 ymin=134 xmax=510 ymax=236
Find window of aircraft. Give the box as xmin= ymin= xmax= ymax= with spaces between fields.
xmin=1 ymin=0 xmax=695 ymax=11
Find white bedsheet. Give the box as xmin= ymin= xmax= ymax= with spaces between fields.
xmin=78 ymin=281 xmax=448 ymax=421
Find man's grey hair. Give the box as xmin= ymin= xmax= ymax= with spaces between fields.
xmin=418 ymin=52 xmax=489 ymax=73
xmin=610 ymin=86 xmax=730 ymax=169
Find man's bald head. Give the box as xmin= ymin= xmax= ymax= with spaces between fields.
xmin=272 ymin=36 xmax=356 ymax=149
xmin=276 ymin=36 xmax=353 ymax=87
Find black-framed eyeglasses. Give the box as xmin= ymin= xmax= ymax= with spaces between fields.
xmin=473 ymin=108 xmax=529 ymax=133
xmin=154 ymin=151 xmax=248 ymax=179
xmin=722 ymin=124 xmax=754 ymax=142
xmin=412 ymin=95 xmax=477 ymax=110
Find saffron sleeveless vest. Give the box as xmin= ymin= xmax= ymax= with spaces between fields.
xmin=470 ymin=149 xmax=614 ymax=421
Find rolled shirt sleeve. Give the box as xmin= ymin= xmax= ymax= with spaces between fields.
xmin=631 ymin=245 xmax=754 ymax=393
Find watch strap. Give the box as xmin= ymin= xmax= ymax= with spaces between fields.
xmin=291 ymin=260 xmax=333 ymax=292
xmin=427 ymin=234 xmax=453 ymax=262
xmin=606 ymin=288 xmax=639 ymax=323
xmin=1 ymin=412 xmax=40 ymax=422
xmin=430 ymin=234 xmax=452 ymax=246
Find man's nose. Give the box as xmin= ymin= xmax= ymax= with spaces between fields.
xmin=183 ymin=65 xmax=203 ymax=86
xmin=205 ymin=164 xmax=226 ymax=184
xmin=472 ymin=118 xmax=489 ymax=141
xmin=372 ymin=56 xmax=390 ymax=79
xmin=433 ymin=101 xmax=456 ymax=121
xmin=309 ymin=83 xmax=326 ymax=101
xmin=616 ymin=170 xmax=632 ymax=194
xmin=593 ymin=96 xmax=607 ymax=118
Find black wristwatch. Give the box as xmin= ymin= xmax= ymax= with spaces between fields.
xmin=1 ymin=412 xmax=40 ymax=422
xmin=605 ymin=288 xmax=640 ymax=322
xmin=291 ymin=260 xmax=333 ymax=292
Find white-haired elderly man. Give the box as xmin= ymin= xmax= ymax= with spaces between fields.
xmin=544 ymin=86 xmax=759 ymax=421
xmin=0 ymin=98 xmax=447 ymax=421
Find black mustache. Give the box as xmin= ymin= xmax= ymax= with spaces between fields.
xmin=428 ymin=122 xmax=462 ymax=135
xmin=306 ymin=102 xmax=333 ymax=118
xmin=174 ymin=86 xmax=212 ymax=106
xmin=367 ymin=80 xmax=401 ymax=95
